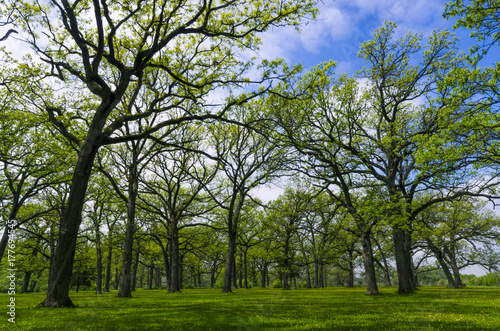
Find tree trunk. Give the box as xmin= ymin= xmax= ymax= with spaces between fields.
xmin=282 ymin=271 xmax=290 ymax=290
xmin=114 ymin=267 xmax=120 ymax=290
xmin=411 ymin=258 xmax=419 ymax=287
xmin=148 ymin=266 xmax=154 ymax=289
xmin=210 ymin=261 xmax=216 ymax=288
xmin=238 ymin=252 xmax=243 ymax=289
xmin=117 ymin=162 xmax=138 ymax=298
xmin=374 ymin=239 xmax=392 ymax=286
xmin=324 ymin=265 xmax=328 ymax=287
xmin=375 ymin=258 xmax=392 ymax=287
xmin=222 ymin=194 xmax=244 ymax=293
xmin=42 ymin=127 xmax=105 ymax=307
xmin=306 ymin=262 xmax=311 ymax=288
xmin=131 ymin=240 xmax=140 ymax=292
xmin=447 ymin=248 xmax=464 ymax=288
xmin=222 ymin=227 xmax=236 ymax=293
xmin=347 ymin=253 xmax=354 ymax=288
xmin=439 ymin=258 xmax=456 ymax=287
xmin=243 ymin=251 xmax=248 ymax=289
xmin=162 ymin=242 xmax=170 ymax=291
xmin=335 ymin=271 xmax=344 ymax=286
xmin=0 ymin=185 xmax=23 ymax=265
xmin=283 ymin=234 xmax=291 ymax=290
xmin=180 ymin=256 xmax=184 ymax=289
xmin=405 ymin=232 xmax=416 ymax=289
xmin=0 ymin=227 xmax=9 ymax=265
xmin=155 ymin=268 xmax=161 ymax=287
xmin=169 ymin=220 xmax=181 ymax=292
xmin=260 ymin=263 xmax=267 ymax=288
xmin=20 ymin=271 xmax=32 ymax=294
xmin=95 ymin=225 xmax=103 ymax=295
xmin=28 ymin=272 xmax=41 ymax=293
xmin=314 ymin=258 xmax=319 ymax=288
xmin=427 ymin=241 xmax=459 ymax=287
xmin=393 ymin=227 xmax=414 ymax=294
xmin=320 ymin=263 xmax=325 ymax=287
xmin=104 ymin=242 xmax=112 ymax=292
xmin=361 ymin=230 xmax=379 ymax=295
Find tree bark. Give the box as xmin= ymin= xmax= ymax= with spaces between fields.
xmin=374 ymin=239 xmax=392 ymax=286
xmin=238 ymin=253 xmax=243 ymax=289
xmin=305 ymin=262 xmax=311 ymax=288
xmin=411 ymin=258 xmax=419 ymax=287
xmin=20 ymin=271 xmax=32 ymax=294
xmin=95 ymin=223 xmax=103 ymax=295
xmin=28 ymin=272 xmax=42 ymax=293
xmin=210 ymin=260 xmax=217 ymax=288
xmin=221 ymin=194 xmax=243 ymax=293
xmin=314 ymin=258 xmax=319 ymax=288
xmin=41 ymin=100 xmax=118 ymax=307
xmin=161 ymin=241 xmax=170 ymax=291
xmin=437 ymin=255 xmax=456 ymax=287
xmin=361 ymin=230 xmax=379 ymax=295
xmin=232 ymin=253 xmax=238 ymax=289
xmin=131 ymin=239 xmax=140 ymax=292
xmin=114 ymin=267 xmax=120 ymax=290
xmin=282 ymin=226 xmax=292 ymax=290
xmin=393 ymin=227 xmax=414 ymax=294
xmin=347 ymin=251 xmax=354 ymax=288
xmin=260 ymin=263 xmax=267 ymax=288
xmin=429 ymin=242 xmax=457 ymax=287
xmin=117 ymin=161 xmax=138 ymax=298
xmin=446 ymin=248 xmax=464 ymax=288
xmin=222 ymin=231 xmax=236 ymax=293
xmin=0 ymin=228 xmax=9 ymax=265
xmin=42 ymin=140 xmax=99 ymax=307
xmin=169 ymin=221 xmax=181 ymax=292
xmin=104 ymin=242 xmax=112 ymax=292
xmin=282 ymin=271 xmax=290 ymax=290
xmin=148 ymin=265 xmax=154 ymax=289
xmin=243 ymin=250 xmax=248 ymax=289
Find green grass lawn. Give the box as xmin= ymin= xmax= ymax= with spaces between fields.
xmin=0 ymin=287 xmax=499 ymax=330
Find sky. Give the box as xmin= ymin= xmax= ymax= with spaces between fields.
xmin=255 ymin=0 xmax=496 ymax=75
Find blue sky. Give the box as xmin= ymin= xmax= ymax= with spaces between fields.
xmin=257 ymin=0 xmax=494 ymax=75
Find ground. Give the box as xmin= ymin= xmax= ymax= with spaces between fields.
xmin=0 ymin=287 xmax=499 ymax=330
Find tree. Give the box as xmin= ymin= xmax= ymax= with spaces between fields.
xmin=415 ymin=197 xmax=500 ymax=287
xmin=10 ymin=0 xmax=317 ymax=307
xmin=0 ymin=7 xmax=17 ymax=42
xmin=273 ymin=22 xmax=498 ymax=294
xmin=208 ymin=102 xmax=289 ymax=293
xmin=265 ymin=185 xmax=312 ymax=290
xmin=98 ymin=128 xmax=159 ymax=298
xmin=140 ymin=124 xmax=218 ymax=293
xmin=444 ymin=0 xmax=500 ymax=58
xmin=84 ymin=176 xmax=119 ymax=294
xmin=236 ymin=202 xmax=265 ymax=289
xmin=0 ymin=54 xmax=71 ymax=265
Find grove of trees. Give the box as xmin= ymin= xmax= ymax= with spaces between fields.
xmin=1 ymin=0 xmax=500 ymax=308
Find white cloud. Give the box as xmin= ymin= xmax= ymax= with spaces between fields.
xmin=256 ymin=0 xmax=452 ymax=67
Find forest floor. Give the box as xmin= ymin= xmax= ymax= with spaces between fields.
xmin=0 ymin=286 xmax=499 ymax=330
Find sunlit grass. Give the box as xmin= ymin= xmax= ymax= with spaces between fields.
xmin=0 ymin=287 xmax=499 ymax=330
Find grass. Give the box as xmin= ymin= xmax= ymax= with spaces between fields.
xmin=0 ymin=286 xmax=499 ymax=330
